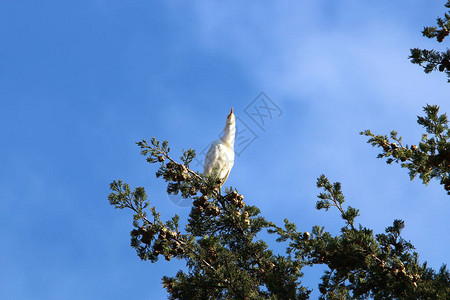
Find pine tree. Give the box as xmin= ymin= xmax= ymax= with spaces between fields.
xmin=108 ymin=4 xmax=450 ymax=299
xmin=361 ymin=105 xmax=450 ymax=195
xmin=108 ymin=122 xmax=449 ymax=299
xmin=409 ymin=1 xmax=450 ymax=82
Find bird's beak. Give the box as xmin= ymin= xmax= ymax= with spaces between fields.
xmin=229 ymin=107 xmax=234 ymax=115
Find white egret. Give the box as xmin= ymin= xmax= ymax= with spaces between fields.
xmin=204 ymin=108 xmax=236 ymax=184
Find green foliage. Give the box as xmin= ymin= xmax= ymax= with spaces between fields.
xmin=409 ymin=1 xmax=450 ymax=81
xmin=108 ymin=179 xmax=185 ymax=262
xmin=316 ymin=175 xmax=359 ymax=228
xmin=272 ymin=176 xmax=448 ymax=299
xmin=110 ymin=138 xmax=310 ymax=299
xmin=361 ymin=104 xmax=450 ymax=195
xmin=108 ymin=136 xmax=449 ymax=298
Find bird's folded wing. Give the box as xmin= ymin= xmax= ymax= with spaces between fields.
xmin=204 ymin=142 xmax=229 ymax=175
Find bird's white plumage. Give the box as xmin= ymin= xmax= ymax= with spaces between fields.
xmin=204 ymin=108 xmax=236 ymax=183
xmin=204 ymin=141 xmax=234 ymax=181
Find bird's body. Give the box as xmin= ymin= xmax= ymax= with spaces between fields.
xmin=204 ymin=108 xmax=236 ymax=183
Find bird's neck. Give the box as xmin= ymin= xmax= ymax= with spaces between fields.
xmin=221 ymin=122 xmax=235 ymax=147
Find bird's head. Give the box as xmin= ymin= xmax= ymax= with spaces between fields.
xmin=226 ymin=107 xmax=235 ymax=125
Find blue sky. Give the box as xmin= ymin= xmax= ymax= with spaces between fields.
xmin=1 ymin=1 xmax=449 ymax=299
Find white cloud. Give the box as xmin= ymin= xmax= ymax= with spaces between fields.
xmin=170 ymin=1 xmax=449 ymax=114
